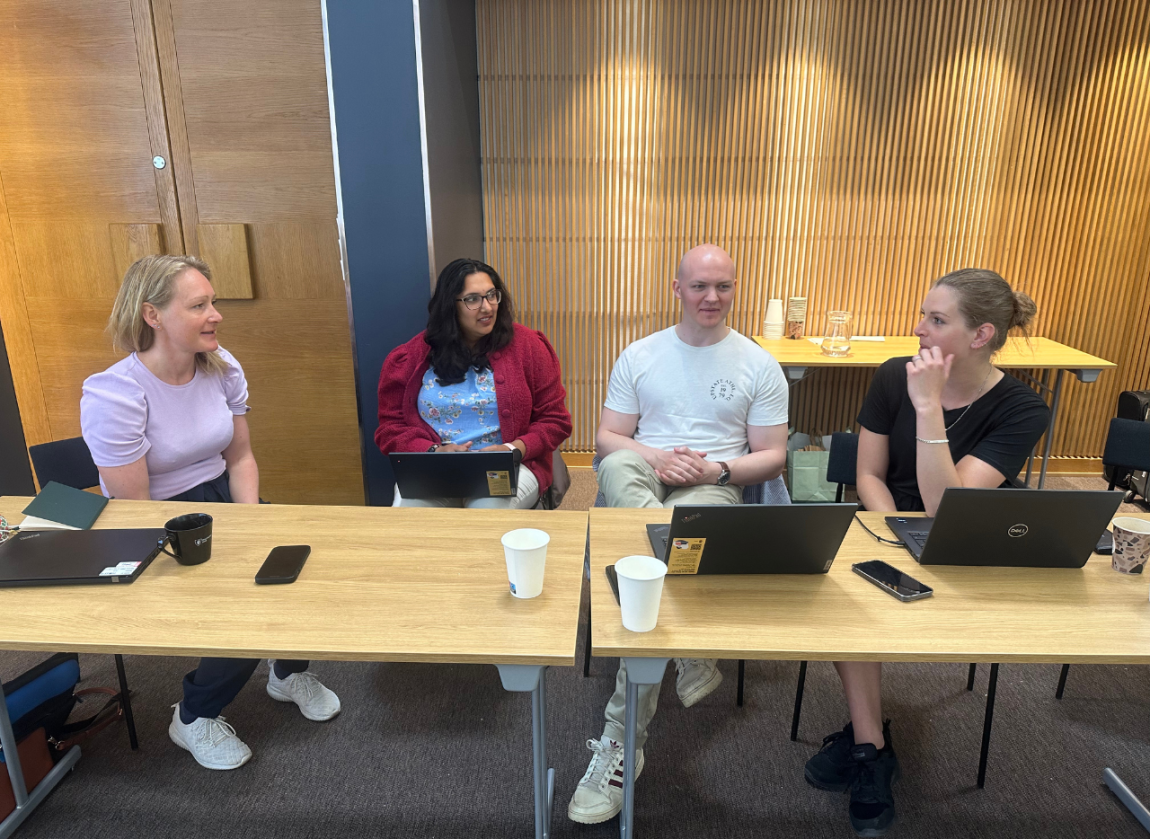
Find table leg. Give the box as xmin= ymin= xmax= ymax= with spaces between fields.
xmin=1038 ymin=369 xmax=1065 ymax=490
xmin=619 ymin=658 xmax=669 ymax=839
xmin=977 ymin=663 xmax=999 ymax=789
xmin=495 ymin=665 xmax=553 ymax=839
xmin=1104 ymin=768 xmax=1150 ymax=833
xmin=0 ymin=687 xmax=81 ymax=839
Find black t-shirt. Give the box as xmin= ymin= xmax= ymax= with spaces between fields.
xmin=856 ymin=358 xmax=1051 ymax=512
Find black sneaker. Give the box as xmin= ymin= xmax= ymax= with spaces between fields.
xmin=848 ymin=741 xmax=901 ymax=837
xmin=805 ymin=720 xmax=893 ymax=792
xmin=804 ymin=722 xmax=857 ymax=791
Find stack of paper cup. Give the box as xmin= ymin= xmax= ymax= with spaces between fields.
xmin=763 ymin=298 xmax=785 ymax=340
xmin=502 ymin=528 xmax=549 ymax=598
xmin=786 ymin=297 xmax=808 ymax=339
xmin=615 ymin=555 xmax=668 ymax=632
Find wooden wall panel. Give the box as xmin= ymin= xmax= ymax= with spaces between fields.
xmin=0 ymin=0 xmax=170 ymax=452
xmin=158 ymin=0 xmax=363 ymax=504
xmin=477 ymin=0 xmax=1150 ymax=456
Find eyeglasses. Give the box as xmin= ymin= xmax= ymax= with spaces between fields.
xmin=456 ymin=289 xmax=502 ymax=310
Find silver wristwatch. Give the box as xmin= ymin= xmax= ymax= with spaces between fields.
xmin=716 ymin=461 xmax=731 ymax=486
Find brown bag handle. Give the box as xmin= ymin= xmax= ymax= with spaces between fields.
xmin=50 ymin=687 xmax=123 ymax=751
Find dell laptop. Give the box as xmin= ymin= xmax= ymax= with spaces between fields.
xmin=645 ymin=503 xmax=858 ymax=575
xmin=389 ymin=451 xmax=519 ymax=499
xmin=0 ymin=528 xmax=166 ymax=587
xmin=884 ymin=488 xmax=1124 ymax=568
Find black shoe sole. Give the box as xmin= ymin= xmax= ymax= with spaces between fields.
xmin=850 ymin=814 xmax=896 ymax=838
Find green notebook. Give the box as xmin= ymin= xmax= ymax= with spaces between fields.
xmin=21 ymin=481 xmax=109 ymax=530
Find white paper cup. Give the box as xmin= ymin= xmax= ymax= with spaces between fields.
xmin=502 ymin=528 xmax=550 ymax=598
xmin=615 ymin=555 xmax=668 ymax=632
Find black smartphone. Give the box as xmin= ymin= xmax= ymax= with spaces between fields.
xmin=852 ymin=559 xmax=933 ymax=602
xmin=255 ymin=545 xmax=311 ymax=585
xmin=605 ymin=565 xmax=620 ymax=606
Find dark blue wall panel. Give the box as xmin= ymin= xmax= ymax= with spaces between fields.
xmin=327 ymin=2 xmax=432 ymax=505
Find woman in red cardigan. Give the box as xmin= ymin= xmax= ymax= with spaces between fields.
xmin=375 ymin=258 xmax=572 ymax=507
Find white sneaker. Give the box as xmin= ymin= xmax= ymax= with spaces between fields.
xmin=675 ymin=658 xmax=722 ymax=707
xmin=168 ymin=705 xmax=252 ymax=770
xmin=266 ymin=660 xmax=341 ymax=721
xmin=567 ymin=736 xmax=645 ymax=824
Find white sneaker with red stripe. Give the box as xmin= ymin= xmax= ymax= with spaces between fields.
xmin=567 ymin=735 xmax=645 ymax=824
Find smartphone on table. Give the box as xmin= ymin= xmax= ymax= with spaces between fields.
xmin=255 ymin=545 xmax=311 ymax=585
xmin=852 ymin=559 xmax=933 ymax=602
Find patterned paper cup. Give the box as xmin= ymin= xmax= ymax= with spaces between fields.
xmin=1111 ymin=517 xmax=1150 ymax=574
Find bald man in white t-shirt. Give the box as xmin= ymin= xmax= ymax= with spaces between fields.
xmin=568 ymin=245 xmax=789 ymax=826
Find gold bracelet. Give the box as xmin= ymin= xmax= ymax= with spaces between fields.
xmin=915 ymin=436 xmax=949 ymax=444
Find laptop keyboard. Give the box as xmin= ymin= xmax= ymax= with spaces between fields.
xmin=906 ymin=531 xmax=930 ymax=550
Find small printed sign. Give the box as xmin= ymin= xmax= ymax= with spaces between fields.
xmin=667 ymin=537 xmax=706 ymax=575
xmin=486 ymin=470 xmax=513 ymax=496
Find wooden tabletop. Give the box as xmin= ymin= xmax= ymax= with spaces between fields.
xmin=590 ymin=508 xmax=1150 ymax=663
xmin=752 ymin=335 xmax=1116 ymax=370
xmin=0 ymin=498 xmax=588 ymax=666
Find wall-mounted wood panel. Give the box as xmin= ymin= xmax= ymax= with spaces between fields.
xmin=477 ymin=0 xmax=1150 ymax=457
xmin=0 ymin=0 xmax=171 ymax=451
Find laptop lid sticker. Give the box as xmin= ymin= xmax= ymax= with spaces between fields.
xmin=667 ymin=537 xmax=706 ymax=575
xmin=485 ymin=471 xmax=513 ymax=496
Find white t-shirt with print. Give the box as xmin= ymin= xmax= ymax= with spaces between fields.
xmin=603 ymin=326 xmax=789 ymax=462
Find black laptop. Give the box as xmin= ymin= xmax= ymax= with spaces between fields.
xmin=884 ymin=488 xmax=1124 ymax=568
xmin=0 ymin=528 xmax=166 ymax=587
xmin=389 ymin=451 xmax=519 ymax=499
xmin=645 ymin=503 xmax=858 ymax=575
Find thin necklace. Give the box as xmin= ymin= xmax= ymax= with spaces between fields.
xmin=944 ymin=365 xmax=994 ymax=432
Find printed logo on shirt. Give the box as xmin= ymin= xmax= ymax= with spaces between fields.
xmin=710 ymin=378 xmax=736 ymax=401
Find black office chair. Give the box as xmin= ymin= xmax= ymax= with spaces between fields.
xmin=1056 ymin=417 xmax=1150 ymax=700
xmin=26 ymin=436 xmax=140 ymax=751
xmin=826 ymin=431 xmax=859 ymax=503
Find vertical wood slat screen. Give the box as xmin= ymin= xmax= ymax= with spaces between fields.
xmin=478 ymin=0 xmax=1150 ymax=456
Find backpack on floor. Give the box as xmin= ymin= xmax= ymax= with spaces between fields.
xmin=0 ymin=653 xmax=124 ymax=818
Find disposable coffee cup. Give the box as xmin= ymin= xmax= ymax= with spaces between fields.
xmin=615 ymin=555 xmax=668 ymax=632
xmin=501 ymin=528 xmax=549 ymax=598
xmin=161 ymin=513 xmax=213 ymax=566
xmin=1111 ymin=517 xmax=1150 ymax=575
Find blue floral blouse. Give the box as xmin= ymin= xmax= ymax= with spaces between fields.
xmin=419 ymin=367 xmax=504 ymax=448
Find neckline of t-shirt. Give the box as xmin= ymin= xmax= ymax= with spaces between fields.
xmin=130 ymin=353 xmax=201 ymax=390
xmin=669 ymin=325 xmax=737 ymax=350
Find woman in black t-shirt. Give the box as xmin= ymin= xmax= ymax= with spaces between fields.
xmin=805 ymin=269 xmax=1050 ymax=837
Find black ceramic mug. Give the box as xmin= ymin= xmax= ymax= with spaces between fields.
xmin=161 ymin=513 xmax=213 ymax=566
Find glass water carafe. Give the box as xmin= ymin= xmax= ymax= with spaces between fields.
xmin=820 ymin=311 xmax=853 ymax=357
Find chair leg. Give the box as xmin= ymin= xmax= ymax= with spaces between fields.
xmin=583 ymin=606 xmax=592 ymax=677
xmin=967 ymin=663 xmax=977 ymax=691
xmin=835 ymin=484 xmax=844 ymax=503
xmin=977 ymin=663 xmax=999 ymax=789
xmin=1055 ymin=663 xmax=1070 ymax=699
xmin=790 ymin=660 xmax=808 ymax=741
xmin=737 ymin=660 xmax=745 ymax=707
xmin=114 ymin=654 xmax=139 ymax=751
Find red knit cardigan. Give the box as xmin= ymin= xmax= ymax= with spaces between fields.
xmin=374 ymin=324 xmax=572 ymax=491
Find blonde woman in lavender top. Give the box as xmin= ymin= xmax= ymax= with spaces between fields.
xmin=80 ymin=254 xmax=341 ymax=771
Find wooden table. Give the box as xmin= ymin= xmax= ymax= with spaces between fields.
xmin=753 ymin=335 xmax=1116 ymax=488
xmin=589 ymin=507 xmax=1150 ymax=838
xmin=0 ymin=499 xmax=589 ymax=839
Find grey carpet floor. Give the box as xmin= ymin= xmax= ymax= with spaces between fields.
xmin=4 ymin=598 xmax=1150 ymax=838
xmin=5 ymin=470 xmax=1149 ymax=837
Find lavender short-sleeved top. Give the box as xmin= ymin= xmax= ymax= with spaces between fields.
xmin=80 ymin=347 xmax=250 ymax=500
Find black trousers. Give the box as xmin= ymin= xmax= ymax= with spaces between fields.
xmin=167 ymin=473 xmax=307 ymax=720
